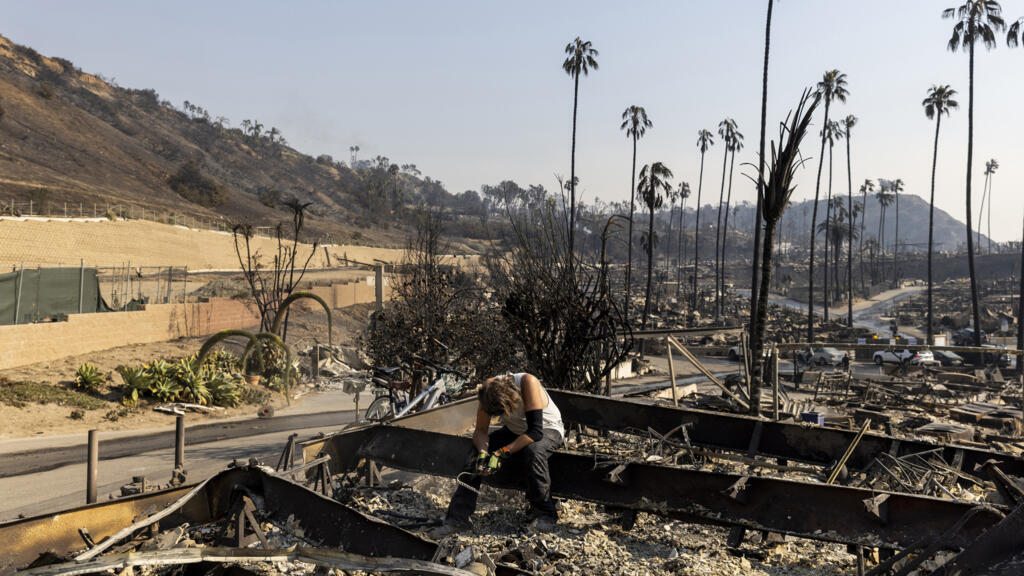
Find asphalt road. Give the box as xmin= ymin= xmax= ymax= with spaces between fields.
xmin=0 ymin=409 xmax=356 ymax=478
xmin=0 ymin=407 xmax=360 ymax=520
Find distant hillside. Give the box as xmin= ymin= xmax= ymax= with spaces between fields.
xmin=0 ymin=35 xmax=484 ymax=247
xmin=675 ymin=193 xmax=986 ymax=255
xmin=779 ymin=193 xmax=986 ymax=252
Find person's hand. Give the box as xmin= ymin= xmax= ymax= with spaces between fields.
xmin=482 ymin=446 xmax=510 ymax=476
xmin=474 ymin=450 xmax=489 ymax=474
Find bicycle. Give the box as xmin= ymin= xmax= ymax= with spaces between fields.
xmin=364 ymin=354 xmax=470 ymax=422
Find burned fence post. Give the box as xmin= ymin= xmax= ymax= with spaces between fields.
xmin=374 ymin=263 xmax=385 ymax=313
xmin=666 ymin=336 xmax=678 ymax=407
xmin=174 ymin=415 xmax=185 ymax=472
xmin=86 ymin=429 xmax=98 ymax=504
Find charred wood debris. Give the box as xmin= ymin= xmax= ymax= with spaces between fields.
xmin=4 ymin=298 xmax=1024 ymax=576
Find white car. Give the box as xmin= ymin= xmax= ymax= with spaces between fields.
xmin=727 ymin=345 xmax=769 ymax=361
xmin=873 ymin=349 xmax=935 ymax=366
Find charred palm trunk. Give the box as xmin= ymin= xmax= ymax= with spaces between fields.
xmin=823 ymin=141 xmax=834 ymax=323
xmin=714 ymin=144 xmax=729 ymax=322
xmin=966 ymin=33 xmax=982 ymax=347
xmin=642 ymin=202 xmax=656 ymax=329
xmin=625 ymin=136 xmax=638 ymax=322
xmin=665 ymin=205 xmax=674 ymax=269
xmin=927 ymin=114 xmax=941 ymax=344
xmin=808 ymin=100 xmax=830 ymax=342
xmin=751 ymin=215 xmax=778 ymax=417
xmin=859 ymin=189 xmax=867 ymax=293
xmin=846 ymin=129 xmax=854 ymax=325
xmin=677 ymin=199 xmax=686 ymax=299
xmin=750 ymin=0 xmax=773 ymax=339
xmin=894 ymin=190 xmax=900 ymax=287
xmin=693 ymin=152 xmax=706 ymax=311
xmin=568 ymin=73 xmax=580 ymax=264
xmin=721 ymin=149 xmax=737 ymax=314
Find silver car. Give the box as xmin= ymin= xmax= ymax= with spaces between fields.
xmin=873 ymin=348 xmax=935 ymax=365
xmin=809 ymin=347 xmax=846 ymax=366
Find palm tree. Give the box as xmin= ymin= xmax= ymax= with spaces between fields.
xmin=842 ymin=115 xmax=858 ymax=325
xmin=808 ymin=69 xmax=849 ymax=342
xmin=858 ymin=179 xmax=875 ymax=291
xmin=923 ymin=85 xmax=959 ymax=344
xmin=818 ymin=201 xmax=856 ymax=301
xmin=675 ymin=181 xmax=691 ymax=299
xmin=620 ymin=105 xmax=652 ymax=320
xmin=944 ymin=0 xmax=1004 ymax=346
xmin=639 ymin=162 xmax=674 ymax=329
xmin=721 ymin=131 xmax=744 ymax=311
xmin=875 ymin=184 xmax=894 ymax=283
xmin=562 ymin=37 xmax=599 ymax=261
xmin=979 ymin=159 xmax=998 ymax=253
xmin=751 ymin=88 xmax=820 ymax=415
xmin=891 ymin=178 xmax=904 ymax=285
xmin=664 ymin=182 xmax=681 ymax=268
xmin=821 ymin=119 xmax=844 ymax=320
xmin=750 ymin=0 xmax=775 ymax=340
xmin=693 ymin=129 xmax=715 ymax=309
xmin=714 ymin=118 xmax=739 ymax=320
xmin=978 ymin=160 xmax=990 ymax=252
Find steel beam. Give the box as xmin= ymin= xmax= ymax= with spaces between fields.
xmin=627 ymin=325 xmax=743 ymax=340
xmin=0 ymin=466 xmax=438 ymax=575
xmin=324 ymin=425 xmax=1005 ymax=549
xmin=299 ymin=396 xmax=478 ymax=464
xmin=932 ymin=500 xmax=1024 ymax=575
xmin=546 ymin=390 xmax=1024 ymax=478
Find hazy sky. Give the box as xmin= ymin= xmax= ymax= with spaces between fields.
xmin=4 ymin=1 xmax=1024 ymax=241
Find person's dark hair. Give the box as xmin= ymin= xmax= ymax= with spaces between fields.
xmin=478 ymin=375 xmax=520 ymax=416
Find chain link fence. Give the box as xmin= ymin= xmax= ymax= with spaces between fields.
xmin=0 ymin=198 xmax=282 ymax=239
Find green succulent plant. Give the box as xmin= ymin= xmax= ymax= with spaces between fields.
xmin=173 ymin=359 xmax=212 ymax=406
xmin=117 ymin=365 xmax=152 ymax=406
xmin=74 ymin=363 xmax=106 ymax=393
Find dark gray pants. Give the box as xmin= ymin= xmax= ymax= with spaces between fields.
xmin=446 ymin=427 xmax=562 ymax=522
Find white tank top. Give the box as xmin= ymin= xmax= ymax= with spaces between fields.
xmin=497 ymin=373 xmax=565 ymax=438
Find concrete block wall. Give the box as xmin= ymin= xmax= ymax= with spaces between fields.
xmin=0 ymin=278 xmax=389 ymax=370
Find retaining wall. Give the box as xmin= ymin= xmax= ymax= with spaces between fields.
xmin=0 ymin=278 xmax=389 ymax=371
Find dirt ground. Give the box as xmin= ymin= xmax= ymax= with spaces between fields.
xmin=0 ymin=304 xmax=373 ymax=439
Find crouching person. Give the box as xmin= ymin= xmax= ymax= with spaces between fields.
xmin=440 ymin=372 xmax=564 ymax=533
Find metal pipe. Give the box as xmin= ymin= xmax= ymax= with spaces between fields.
xmin=78 ymin=259 xmax=84 ymax=314
xmin=86 ymin=430 xmax=98 ymax=503
xmin=13 ymin=262 xmax=24 ymax=325
xmin=175 ymin=415 xmax=185 ymax=470
xmin=666 ymin=337 xmax=678 ymax=406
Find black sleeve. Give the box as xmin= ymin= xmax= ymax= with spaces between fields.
xmin=524 ymin=409 xmax=544 ymax=442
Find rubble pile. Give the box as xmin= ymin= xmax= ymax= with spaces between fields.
xmin=347 ymin=475 xmax=856 ymax=575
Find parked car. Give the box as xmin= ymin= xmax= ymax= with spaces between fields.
xmin=727 ymin=345 xmax=769 ymax=361
xmin=960 ymin=345 xmax=1011 ymax=368
xmin=809 ymin=347 xmax=846 ymax=366
xmin=873 ymin=348 xmax=936 ymax=366
xmin=953 ymin=328 xmax=988 ymax=346
xmin=932 ymin=350 xmax=965 ymax=367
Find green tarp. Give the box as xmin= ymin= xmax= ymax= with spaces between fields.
xmin=0 ymin=267 xmax=107 ymax=326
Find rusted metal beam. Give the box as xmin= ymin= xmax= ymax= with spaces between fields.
xmin=932 ymin=500 xmax=1024 ymax=575
xmin=19 ymin=547 xmax=477 ymax=576
xmin=299 ymin=396 xmax=478 ymax=465
xmin=323 ymin=425 xmax=1005 ymax=549
xmin=546 ymin=390 xmax=1024 ymax=478
xmin=628 ymin=325 xmax=744 ymax=340
xmin=666 ymin=335 xmax=749 ymax=409
xmin=0 ymin=466 xmax=439 ymax=575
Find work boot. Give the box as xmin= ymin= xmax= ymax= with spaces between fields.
xmin=526 ymin=514 xmax=557 ymax=532
xmin=428 ymin=516 xmax=472 ymax=539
